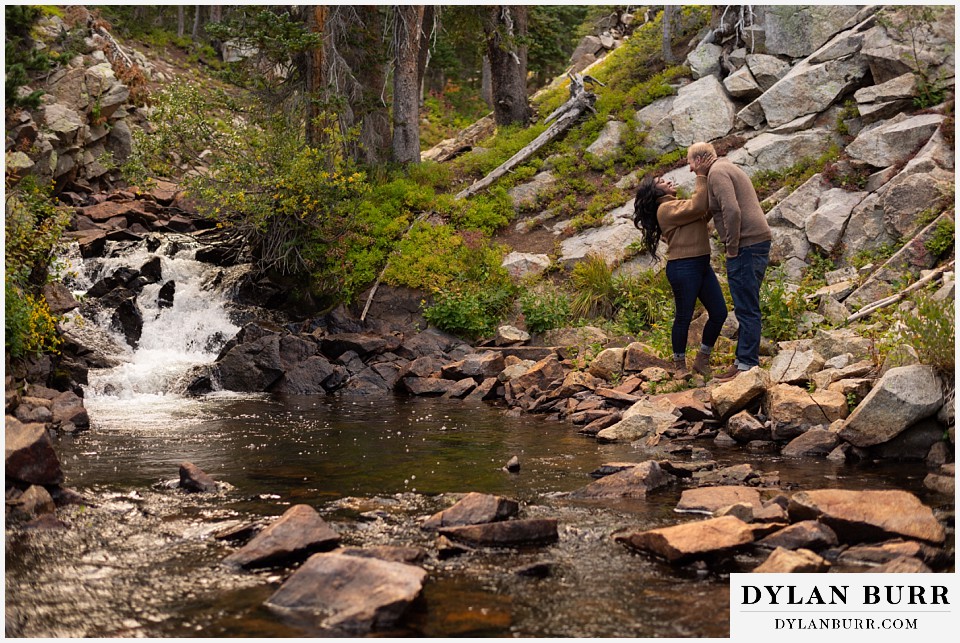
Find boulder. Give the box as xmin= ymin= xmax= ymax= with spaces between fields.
xmin=265 ymin=553 xmax=426 ymax=634
xmin=839 ymin=365 xmax=943 ymax=447
xmin=727 ymin=410 xmax=769 ymax=443
xmin=670 ymin=75 xmax=736 ymax=146
xmin=5 ymin=418 xmax=63 ymax=485
xmin=623 ymin=343 xmax=673 ymax=372
xmin=788 ymin=489 xmax=945 ymax=544
xmin=675 ymin=486 xmax=761 ymax=515
xmin=727 ymin=129 xmax=834 ymax=176
xmin=685 ymin=42 xmax=723 ymax=79
xmin=585 ymin=121 xmax=626 ymax=159
xmin=767 ymin=385 xmax=847 ymax=441
xmin=754 ymin=547 xmax=830 ymax=573
xmin=878 ymin=168 xmax=954 ymax=240
xmin=272 ymin=356 xmax=346 ymax=395
xmin=559 ymin=214 xmax=643 ymax=268
xmin=762 ymin=5 xmax=862 ymax=58
xmin=42 ymin=282 xmax=79 ymax=315
xmin=758 ymin=520 xmax=839 ymax=551
xmin=871 ymin=419 xmax=945 ymax=461
xmin=757 ymin=56 xmax=869 ymax=128
xmin=588 ymin=348 xmax=624 ymax=381
xmin=634 ymin=96 xmax=676 ymax=154
xmin=648 ymin=388 xmax=713 ymax=422
xmin=502 ymin=252 xmax=551 ymax=280
xmin=320 ymin=333 xmax=389 ymax=360
xmin=805 ymin=189 xmax=868 ymax=254
xmin=9 ymin=484 xmax=56 ymax=518
xmin=569 ymin=460 xmax=675 ymax=499
xmin=746 ymin=54 xmax=791 ymax=92
xmin=597 ymin=400 xmax=678 ymax=442
xmin=838 ymin=540 xmax=941 ymax=568
xmin=507 ymin=355 xmax=564 ymax=395
xmin=179 ymin=462 xmax=217 ymax=493
xmin=845 ymin=113 xmax=945 ymax=168
xmin=441 ymin=351 xmax=506 ymax=382
xmin=710 ymin=367 xmax=770 ymax=421
xmin=781 ymin=428 xmax=840 ymax=457
xmin=810 ymin=328 xmax=874 ymax=362
xmin=216 ymin=333 xmax=284 ymax=392
xmin=507 ymin=171 xmax=556 ymax=209
xmin=616 ymin=516 xmax=763 ymax=562
xmin=223 ymin=504 xmax=341 ymax=568
xmin=422 ymin=492 xmax=519 ymax=529
xmin=439 ymin=518 xmax=559 ymax=547
xmin=769 ymin=348 xmax=825 ymax=385
xmin=722 ymin=66 xmax=761 ymax=99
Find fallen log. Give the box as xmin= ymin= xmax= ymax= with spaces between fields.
xmin=845 ymin=260 xmax=954 ymax=324
xmin=454 ymin=73 xmax=601 ymax=201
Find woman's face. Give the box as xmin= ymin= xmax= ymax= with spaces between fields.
xmin=655 ymin=176 xmax=677 ymax=196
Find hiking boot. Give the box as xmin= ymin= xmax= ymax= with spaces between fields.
xmin=692 ymin=351 xmax=711 ymax=377
xmin=713 ymin=364 xmax=740 ymax=382
xmin=673 ymin=357 xmax=690 ymax=378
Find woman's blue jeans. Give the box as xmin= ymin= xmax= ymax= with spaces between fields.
xmin=665 ymin=254 xmax=728 ymax=357
xmin=726 ymin=240 xmax=771 ymax=369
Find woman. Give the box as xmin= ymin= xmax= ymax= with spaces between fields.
xmin=632 ymin=152 xmax=727 ymax=377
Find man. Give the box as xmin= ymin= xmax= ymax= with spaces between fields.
xmin=687 ymin=141 xmax=772 ymax=381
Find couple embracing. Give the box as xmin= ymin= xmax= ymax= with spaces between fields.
xmin=633 ymin=142 xmax=772 ymax=382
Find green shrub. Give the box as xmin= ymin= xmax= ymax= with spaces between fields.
xmin=613 ymin=269 xmax=674 ymax=334
xmin=520 ymin=290 xmax=571 ymax=334
xmin=760 ymin=268 xmax=807 ymax=341
xmin=5 ymin=278 xmax=61 ymax=359
xmin=570 ymin=253 xmax=617 ymax=319
xmin=924 ymin=218 xmax=954 ymax=257
xmin=900 ymin=294 xmax=954 ymax=373
xmin=423 ymin=285 xmax=515 ymax=340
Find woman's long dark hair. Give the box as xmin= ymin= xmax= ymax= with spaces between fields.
xmin=633 ymin=174 xmax=666 ymax=257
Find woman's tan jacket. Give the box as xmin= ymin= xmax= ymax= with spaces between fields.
xmin=655 ymin=175 xmax=711 ymax=261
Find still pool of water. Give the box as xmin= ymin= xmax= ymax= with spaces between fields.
xmin=5 ymin=393 xmax=945 ymax=637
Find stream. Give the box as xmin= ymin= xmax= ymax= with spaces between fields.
xmin=3 ymin=235 xmax=947 ymax=637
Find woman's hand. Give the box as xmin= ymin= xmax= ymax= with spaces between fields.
xmin=689 ymin=152 xmax=715 ymax=176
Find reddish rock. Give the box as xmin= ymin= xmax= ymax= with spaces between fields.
xmin=569 ymin=460 xmax=675 ymax=499
xmin=675 ymin=486 xmax=762 ymax=514
xmin=781 ymin=427 xmax=840 ymax=457
xmin=616 ymin=516 xmax=766 ymax=562
xmin=758 ymin=520 xmax=839 ymax=551
xmin=422 ymin=492 xmax=519 ymax=530
xmin=440 ymin=351 xmax=506 ymax=382
xmin=726 ymin=410 xmax=768 ymax=442
xmin=837 ymin=539 xmax=941 ymax=567
xmin=223 ymin=504 xmax=341 ymax=568
xmin=710 ymin=367 xmax=770 ymax=420
xmin=871 ymin=557 xmax=932 ymax=573
xmin=179 ymin=462 xmax=217 ymax=493
xmin=8 ymin=484 xmax=56 ymax=518
xmin=5 ymin=417 xmax=63 ymax=485
xmin=649 ymin=388 xmax=714 ymax=421
xmin=439 ymin=518 xmax=559 ymax=546
xmin=265 ymin=552 xmax=427 ymax=634
xmin=754 ymin=547 xmax=830 ymax=573
xmin=336 ymin=546 xmax=426 ymax=565
xmin=788 ymin=489 xmax=945 ymax=544
xmin=402 ymin=377 xmax=458 ymax=396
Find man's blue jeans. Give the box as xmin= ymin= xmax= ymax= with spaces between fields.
xmin=726 ymin=240 xmax=770 ymax=370
xmin=665 ymin=254 xmax=728 ymax=357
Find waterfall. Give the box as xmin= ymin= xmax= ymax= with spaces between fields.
xmin=63 ymin=234 xmax=242 ymax=403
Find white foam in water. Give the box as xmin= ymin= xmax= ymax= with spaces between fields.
xmin=71 ymin=235 xmax=242 ymax=402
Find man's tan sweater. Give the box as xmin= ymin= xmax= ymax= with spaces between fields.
xmin=706 ymin=158 xmax=772 ymax=258
xmin=656 ymin=175 xmax=711 ymax=261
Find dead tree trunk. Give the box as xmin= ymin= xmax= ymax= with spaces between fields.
xmin=455 ymin=74 xmax=599 ymax=200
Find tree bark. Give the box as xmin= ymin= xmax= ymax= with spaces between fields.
xmin=177 ymin=6 xmax=185 ymax=39
xmin=304 ymin=6 xmax=327 ymax=148
xmin=485 ymin=6 xmax=531 ymax=126
xmin=481 ymin=55 xmax=493 ymax=107
xmin=192 ymin=5 xmax=202 ymax=40
xmin=351 ymin=6 xmax=392 ymax=165
xmin=392 ymin=5 xmax=425 ymax=163
xmin=662 ymin=6 xmax=677 ymax=63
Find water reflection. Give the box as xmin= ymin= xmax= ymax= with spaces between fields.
xmin=6 ymin=394 xmax=945 ymax=637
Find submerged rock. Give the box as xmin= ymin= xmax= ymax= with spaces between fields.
xmin=178 ymin=462 xmax=217 ymax=493
xmin=422 ymin=492 xmax=519 ymax=530
xmin=265 ymin=552 xmax=426 ymax=634
xmin=439 ymin=518 xmax=559 ymax=546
